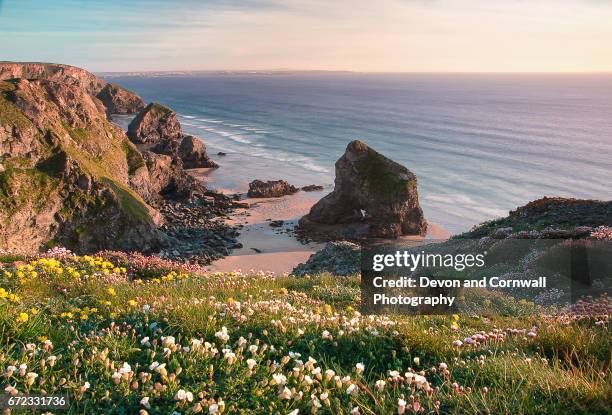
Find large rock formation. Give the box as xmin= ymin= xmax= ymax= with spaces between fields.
xmin=0 ymin=62 xmax=144 ymax=115
xmin=299 ymin=140 xmax=427 ymax=239
xmin=0 ymin=77 xmax=164 ymax=253
xmin=247 ymin=179 xmax=298 ymax=198
xmin=96 ymin=83 xmax=145 ymax=115
xmin=127 ymin=102 xmax=182 ymax=144
xmin=128 ymin=103 xmax=218 ymax=168
xmin=179 ymin=135 xmax=218 ymax=168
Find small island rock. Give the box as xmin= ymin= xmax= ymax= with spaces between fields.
xmin=298 ymin=140 xmax=427 ymax=239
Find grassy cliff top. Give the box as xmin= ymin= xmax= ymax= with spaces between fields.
xmin=0 ymin=251 xmax=609 ymax=414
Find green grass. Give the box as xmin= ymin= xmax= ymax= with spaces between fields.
xmin=0 ymin=255 xmax=609 ymax=414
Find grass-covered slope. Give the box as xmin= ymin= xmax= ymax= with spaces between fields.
xmin=0 ymin=78 xmax=160 ymax=253
xmin=0 ymin=250 xmax=609 ymax=414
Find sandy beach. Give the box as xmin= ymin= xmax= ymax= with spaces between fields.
xmin=189 ymin=168 xmax=451 ymax=274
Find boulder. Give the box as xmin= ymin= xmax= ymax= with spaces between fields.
xmin=96 ymin=83 xmax=145 ymax=115
xmin=299 ymin=140 xmax=427 ymax=239
xmin=302 ymin=184 xmax=324 ymax=192
xmin=127 ymin=102 xmax=182 ymax=144
xmin=179 ymin=135 xmax=218 ymax=168
xmin=247 ymin=179 xmax=299 ymax=198
xmin=292 ymin=241 xmax=361 ymax=276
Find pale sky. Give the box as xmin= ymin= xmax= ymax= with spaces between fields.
xmin=1 ymin=0 xmax=611 ymax=72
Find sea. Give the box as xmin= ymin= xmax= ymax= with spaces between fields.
xmin=105 ymin=73 xmax=612 ymax=235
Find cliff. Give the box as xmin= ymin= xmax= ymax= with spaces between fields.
xmin=0 ymin=77 xmax=164 ymax=253
xmin=0 ymin=62 xmax=144 ymax=114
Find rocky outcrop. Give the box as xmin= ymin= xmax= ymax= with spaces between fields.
xmin=460 ymin=197 xmax=612 ymax=239
xmin=127 ymin=102 xmax=182 ymax=144
xmin=292 ymin=241 xmax=361 ymax=276
xmin=0 ymin=63 xmax=238 ymax=263
xmin=141 ymin=151 xmax=205 ymax=200
xmin=299 ymin=140 xmax=427 ymax=239
xmin=128 ymin=104 xmax=217 ymax=169
xmin=0 ymin=62 xmax=143 ymax=115
xmin=0 ymin=77 xmax=164 ymax=254
xmin=96 ymin=83 xmax=145 ymax=115
xmin=247 ymin=179 xmax=299 ymax=198
xmin=179 ymin=135 xmax=218 ymax=168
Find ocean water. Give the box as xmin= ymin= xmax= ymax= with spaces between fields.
xmin=106 ymin=73 xmax=612 ymax=234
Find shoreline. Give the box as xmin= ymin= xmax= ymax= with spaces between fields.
xmin=189 ymin=168 xmax=452 ymax=274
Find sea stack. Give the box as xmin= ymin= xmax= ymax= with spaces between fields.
xmin=299 ymin=140 xmax=427 ymax=239
xmin=127 ymin=102 xmax=218 ymax=168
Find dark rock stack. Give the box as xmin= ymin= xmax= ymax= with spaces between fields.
xmin=299 ymin=140 xmax=427 ymax=240
xmin=127 ymin=103 xmax=218 ymax=169
xmin=247 ymin=179 xmax=299 ymax=198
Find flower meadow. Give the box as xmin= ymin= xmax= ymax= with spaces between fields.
xmin=0 ymin=249 xmax=610 ymax=414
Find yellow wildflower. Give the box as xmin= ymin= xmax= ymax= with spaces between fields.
xmin=16 ymin=312 xmax=29 ymax=323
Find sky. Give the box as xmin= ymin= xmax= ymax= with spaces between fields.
xmin=1 ymin=0 xmax=611 ymax=72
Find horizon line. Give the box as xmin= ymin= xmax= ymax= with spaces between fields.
xmin=94 ymin=68 xmax=612 ymax=76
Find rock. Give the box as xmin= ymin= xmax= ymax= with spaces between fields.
xmin=95 ymin=83 xmax=145 ymax=115
xmin=217 ymin=151 xmax=227 ymax=156
xmin=299 ymin=140 xmax=427 ymax=240
xmin=302 ymin=184 xmax=324 ymax=192
xmin=0 ymin=62 xmax=143 ymax=116
xmin=0 ymin=77 xmax=165 ymax=254
xmin=127 ymin=102 xmax=182 ymax=144
xmin=247 ymin=179 xmax=299 ymax=198
xmin=292 ymin=241 xmax=361 ymax=276
xmin=461 ymin=197 xmax=612 ymax=239
xmin=269 ymin=220 xmax=284 ymax=228
xmin=179 ymin=135 xmax=218 ymax=168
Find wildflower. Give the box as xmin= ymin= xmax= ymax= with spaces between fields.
xmin=249 ymin=345 xmax=258 ymax=354
xmin=280 ymin=387 xmax=292 ymax=399
xmin=439 ymin=362 xmax=448 ymax=370
xmin=375 ymin=379 xmax=386 ymax=391
xmin=107 ymin=288 xmax=116 ymax=296
xmin=288 ymin=410 xmax=299 ymax=415
xmin=16 ymin=312 xmax=29 ymax=323
xmin=5 ymin=365 xmax=16 ymax=376
xmin=215 ymin=327 xmax=230 ymax=343
xmin=527 ymin=331 xmax=537 ymax=338
xmin=4 ymin=385 xmax=18 ymax=395
xmin=112 ymin=372 xmax=122 ymax=384
xmin=452 ymin=340 xmax=463 ymax=347
xmin=398 ymin=398 xmax=407 ymax=414
xmin=140 ymin=397 xmax=151 ymax=409
xmin=246 ymin=358 xmax=257 ymax=370
xmin=161 ymin=336 xmax=176 ymax=347
xmin=128 ymin=299 xmax=137 ymax=307
xmin=25 ymin=372 xmax=38 ymax=386
xmin=355 ymin=362 xmax=365 ymax=375
xmin=272 ymin=373 xmax=287 ymax=386
xmin=175 ymin=389 xmax=194 ymax=402
xmin=413 ymin=357 xmax=420 ymax=366
xmin=346 ymin=383 xmax=358 ymax=395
